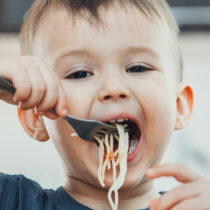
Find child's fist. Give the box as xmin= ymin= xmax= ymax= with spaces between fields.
xmin=0 ymin=56 xmax=67 ymax=119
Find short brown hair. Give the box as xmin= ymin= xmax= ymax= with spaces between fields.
xmin=20 ymin=0 xmax=182 ymax=80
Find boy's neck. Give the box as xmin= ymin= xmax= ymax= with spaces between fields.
xmin=63 ymin=176 xmax=160 ymax=210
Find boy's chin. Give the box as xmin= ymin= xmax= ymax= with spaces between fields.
xmin=101 ymin=170 xmax=145 ymax=191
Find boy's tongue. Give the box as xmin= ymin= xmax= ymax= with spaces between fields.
xmin=128 ymin=138 xmax=139 ymax=155
xmin=104 ymin=119 xmax=141 ymax=156
xmin=103 ymin=135 xmax=139 ymax=157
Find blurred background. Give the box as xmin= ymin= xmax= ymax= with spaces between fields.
xmin=0 ymin=0 xmax=210 ymax=191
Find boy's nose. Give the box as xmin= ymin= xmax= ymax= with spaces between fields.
xmin=98 ymin=82 xmax=131 ymax=102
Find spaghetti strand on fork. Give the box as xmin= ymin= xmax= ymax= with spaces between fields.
xmin=94 ymin=124 xmax=129 ymax=210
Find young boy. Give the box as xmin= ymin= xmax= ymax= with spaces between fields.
xmin=0 ymin=0 xmax=210 ymax=209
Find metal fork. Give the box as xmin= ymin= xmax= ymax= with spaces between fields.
xmin=0 ymin=75 xmax=118 ymax=142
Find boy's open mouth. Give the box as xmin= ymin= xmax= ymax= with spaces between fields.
xmin=97 ymin=118 xmax=141 ymax=156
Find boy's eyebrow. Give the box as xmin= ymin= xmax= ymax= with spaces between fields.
xmin=56 ymin=46 xmax=160 ymax=61
xmin=122 ymin=46 xmax=160 ymax=60
xmin=56 ymin=49 xmax=96 ymax=62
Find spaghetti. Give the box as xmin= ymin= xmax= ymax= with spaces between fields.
xmin=95 ymin=124 xmax=129 ymax=210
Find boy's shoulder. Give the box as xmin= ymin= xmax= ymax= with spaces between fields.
xmin=0 ymin=172 xmax=91 ymax=210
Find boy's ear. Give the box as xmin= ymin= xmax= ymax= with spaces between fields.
xmin=17 ymin=108 xmax=49 ymax=142
xmin=175 ymin=83 xmax=194 ymax=130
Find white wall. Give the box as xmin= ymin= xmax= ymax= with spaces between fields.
xmin=158 ymin=32 xmax=210 ymax=191
xmin=0 ymin=32 xmax=210 ymax=191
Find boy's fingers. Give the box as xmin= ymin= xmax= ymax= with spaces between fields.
xmin=150 ymin=182 xmax=201 ymax=210
xmin=38 ymin=85 xmax=67 ymax=118
xmin=43 ymin=111 xmax=59 ymax=120
xmin=147 ymin=163 xmax=200 ymax=183
xmin=36 ymin=82 xmax=58 ymax=112
xmin=9 ymin=68 xmax=32 ymax=103
xmin=171 ymin=195 xmax=205 ymax=210
xmin=20 ymin=68 xmax=46 ymax=109
xmin=0 ymin=57 xmax=67 ymax=117
xmin=151 ymin=196 xmax=202 ymax=210
xmin=36 ymin=66 xmax=59 ymax=113
xmin=54 ymin=84 xmax=68 ymax=117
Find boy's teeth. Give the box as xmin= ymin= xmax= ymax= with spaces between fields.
xmin=108 ymin=118 xmax=129 ymax=123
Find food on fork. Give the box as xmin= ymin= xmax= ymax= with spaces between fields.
xmin=94 ymin=119 xmax=141 ymax=210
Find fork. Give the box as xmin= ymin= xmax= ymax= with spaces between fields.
xmin=0 ymin=75 xmax=118 ymax=142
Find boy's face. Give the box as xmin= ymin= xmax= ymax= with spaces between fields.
xmin=37 ymin=6 xmax=179 ymax=190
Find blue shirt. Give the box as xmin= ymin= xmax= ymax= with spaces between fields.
xmin=0 ymin=173 xmax=149 ymax=210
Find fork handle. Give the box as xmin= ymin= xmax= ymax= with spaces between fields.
xmin=0 ymin=75 xmax=16 ymax=95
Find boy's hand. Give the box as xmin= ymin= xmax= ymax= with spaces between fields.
xmin=147 ymin=163 xmax=210 ymax=210
xmin=0 ymin=56 xmax=67 ymax=119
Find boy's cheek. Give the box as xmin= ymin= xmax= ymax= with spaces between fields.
xmin=47 ymin=120 xmax=99 ymax=169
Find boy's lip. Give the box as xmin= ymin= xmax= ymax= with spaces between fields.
xmin=96 ymin=112 xmax=142 ymax=162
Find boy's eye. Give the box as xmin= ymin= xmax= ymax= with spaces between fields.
xmin=126 ymin=65 xmax=152 ymax=73
xmin=66 ymin=71 xmax=93 ymax=79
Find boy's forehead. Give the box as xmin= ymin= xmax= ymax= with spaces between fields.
xmin=35 ymin=6 xmax=173 ymax=65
